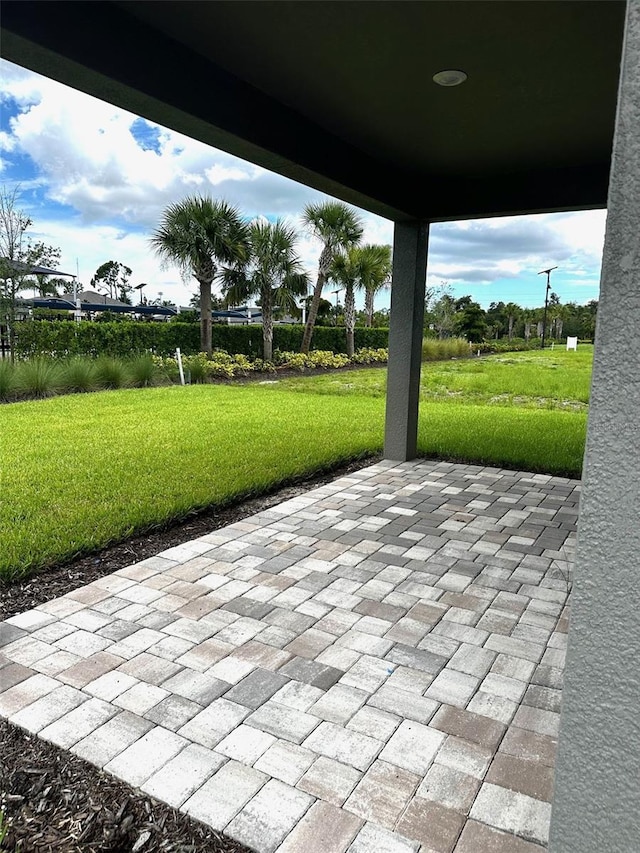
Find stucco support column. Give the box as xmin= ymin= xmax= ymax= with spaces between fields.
xmin=383 ymin=220 xmax=429 ymax=461
xmin=550 ymin=4 xmax=640 ymax=851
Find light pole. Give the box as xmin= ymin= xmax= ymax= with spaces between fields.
xmin=134 ymin=282 xmax=147 ymax=305
xmin=538 ymin=267 xmax=557 ymax=349
xmin=332 ymin=288 xmax=341 ymax=326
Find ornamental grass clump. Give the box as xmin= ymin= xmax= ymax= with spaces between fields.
xmin=94 ymin=357 xmax=129 ymax=390
xmin=0 ymin=360 xmax=17 ymax=402
xmin=127 ymin=355 xmax=159 ymax=388
xmin=59 ymin=357 xmax=99 ymax=393
xmin=422 ymin=338 xmax=471 ymax=361
xmin=15 ymin=358 xmax=63 ymax=399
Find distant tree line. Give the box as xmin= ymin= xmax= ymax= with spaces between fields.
xmin=424 ymin=283 xmax=597 ymax=343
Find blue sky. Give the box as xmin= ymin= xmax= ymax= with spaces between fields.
xmin=0 ymin=58 xmax=606 ymax=310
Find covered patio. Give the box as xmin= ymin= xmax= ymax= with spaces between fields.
xmin=1 ymin=459 xmax=576 ymax=851
xmin=1 ymin=1 xmax=638 ymax=849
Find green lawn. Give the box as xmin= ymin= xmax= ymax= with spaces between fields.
xmin=0 ymin=347 xmax=591 ymax=579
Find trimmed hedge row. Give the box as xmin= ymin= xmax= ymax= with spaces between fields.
xmin=13 ymin=321 xmax=389 ymax=359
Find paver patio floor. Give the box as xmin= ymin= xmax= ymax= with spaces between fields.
xmin=0 ymin=459 xmax=577 ymax=852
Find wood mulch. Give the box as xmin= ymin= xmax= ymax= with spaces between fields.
xmin=0 ymin=454 xmax=379 ymax=852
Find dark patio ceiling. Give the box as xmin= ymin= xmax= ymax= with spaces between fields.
xmin=1 ymin=1 xmax=626 ymax=222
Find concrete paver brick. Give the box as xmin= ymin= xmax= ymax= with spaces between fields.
xmin=449 ymin=644 xmax=496 ymax=678
xmin=344 ymin=760 xmax=420 ymax=829
xmin=224 ymin=667 xmax=290 ymax=709
xmin=431 ymin=704 xmax=506 ymax=750
xmin=177 ymin=697 xmax=250 ymax=748
xmin=379 ymin=719 xmax=445 ymax=775
xmin=486 ymin=752 xmax=554 ymax=802
xmin=54 ymin=629 xmax=111 ymax=658
xmin=309 ymin=684 xmax=368 ymax=724
xmin=9 ymin=684 xmax=86 ymax=733
xmin=160 ymin=669 xmax=230 ymax=705
xmin=512 ymin=704 xmax=561 ymax=737
xmin=226 ymin=778 xmax=314 ymax=853
xmin=254 ymin=739 xmax=316 ymax=785
xmin=0 ymin=673 xmax=59 ymax=716
xmin=104 ymin=725 xmax=187 ymax=786
xmin=114 ymin=682 xmax=169 ymax=715
xmin=183 ymin=759 xmax=267 ymax=830
xmin=368 ymin=685 xmax=437 ymax=723
xmin=396 ymin=796 xmax=465 ymax=853
xmin=32 ymin=650 xmax=82 ymax=677
xmin=71 ymin=710 xmax=154 ymax=767
xmin=347 ymin=821 xmax=419 ymax=853
xmin=470 ymin=782 xmax=552 ymax=846
xmin=6 ymin=610 xmax=56 ymax=631
xmin=425 ymin=668 xmax=480 ymax=708
xmin=303 ymin=721 xmax=382 ymax=771
xmin=216 ymin=723 xmax=276 ymax=763
xmin=144 ymin=694 xmax=203 ymax=730
xmin=417 ymin=762 xmax=480 ymax=814
xmin=0 ymin=662 xmax=35 ymax=692
xmin=297 ymin=755 xmax=362 ymax=805
xmin=141 ymin=743 xmax=226 ymax=807
xmin=84 ymin=671 xmax=139 ymax=701
xmin=2 ymin=637 xmax=57 ymax=667
xmin=206 ymin=655 xmax=256 ymax=684
xmin=499 ymin=726 xmax=558 ymax=767
xmin=279 ymin=656 xmax=344 ymax=690
xmin=436 ymin=735 xmax=493 ymax=779
xmin=247 ymin=700 xmax=321 ymax=744
xmin=346 ymin=705 xmax=401 ymax=741
xmin=270 ymin=680 xmax=325 ymax=711
xmin=276 ymin=800 xmax=363 ymax=853
xmin=466 ymin=691 xmax=518 ymax=725
xmin=40 ymin=696 xmax=118 ymax=748
xmin=454 ymin=819 xmax=546 ymax=852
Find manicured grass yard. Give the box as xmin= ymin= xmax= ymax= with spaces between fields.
xmin=0 ymin=347 xmax=591 ymax=579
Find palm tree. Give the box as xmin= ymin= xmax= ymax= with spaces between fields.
xmin=504 ymin=302 xmax=521 ymax=341
xmin=150 ymin=196 xmax=249 ymax=355
xmin=300 ymin=201 xmax=363 ymax=354
xmin=330 ymin=244 xmax=392 ymax=356
xmin=360 ymin=244 xmax=392 ymax=327
xmin=222 ymin=219 xmax=309 ymax=362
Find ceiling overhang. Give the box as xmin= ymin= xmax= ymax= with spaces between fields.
xmin=0 ymin=1 xmax=627 ymax=222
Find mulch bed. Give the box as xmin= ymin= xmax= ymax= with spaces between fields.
xmin=0 ymin=454 xmax=379 ymax=852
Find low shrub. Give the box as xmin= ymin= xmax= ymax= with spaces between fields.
xmin=352 ymin=347 xmax=388 ymax=364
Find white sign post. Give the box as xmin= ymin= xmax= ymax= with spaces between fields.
xmin=176 ymin=347 xmax=185 ymax=385
xmin=566 ymin=336 xmax=578 ymax=351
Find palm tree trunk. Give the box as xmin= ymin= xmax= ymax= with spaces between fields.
xmin=365 ymin=288 xmax=374 ymax=327
xmin=344 ymin=283 xmax=356 ymax=357
xmin=261 ymin=289 xmax=274 ymax=362
xmin=301 ymin=246 xmax=331 ymax=354
xmin=200 ymin=279 xmax=213 ymax=355
xmin=508 ymin=316 xmax=514 ymax=340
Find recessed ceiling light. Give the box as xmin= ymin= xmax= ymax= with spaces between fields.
xmin=433 ymin=70 xmax=468 ymax=87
